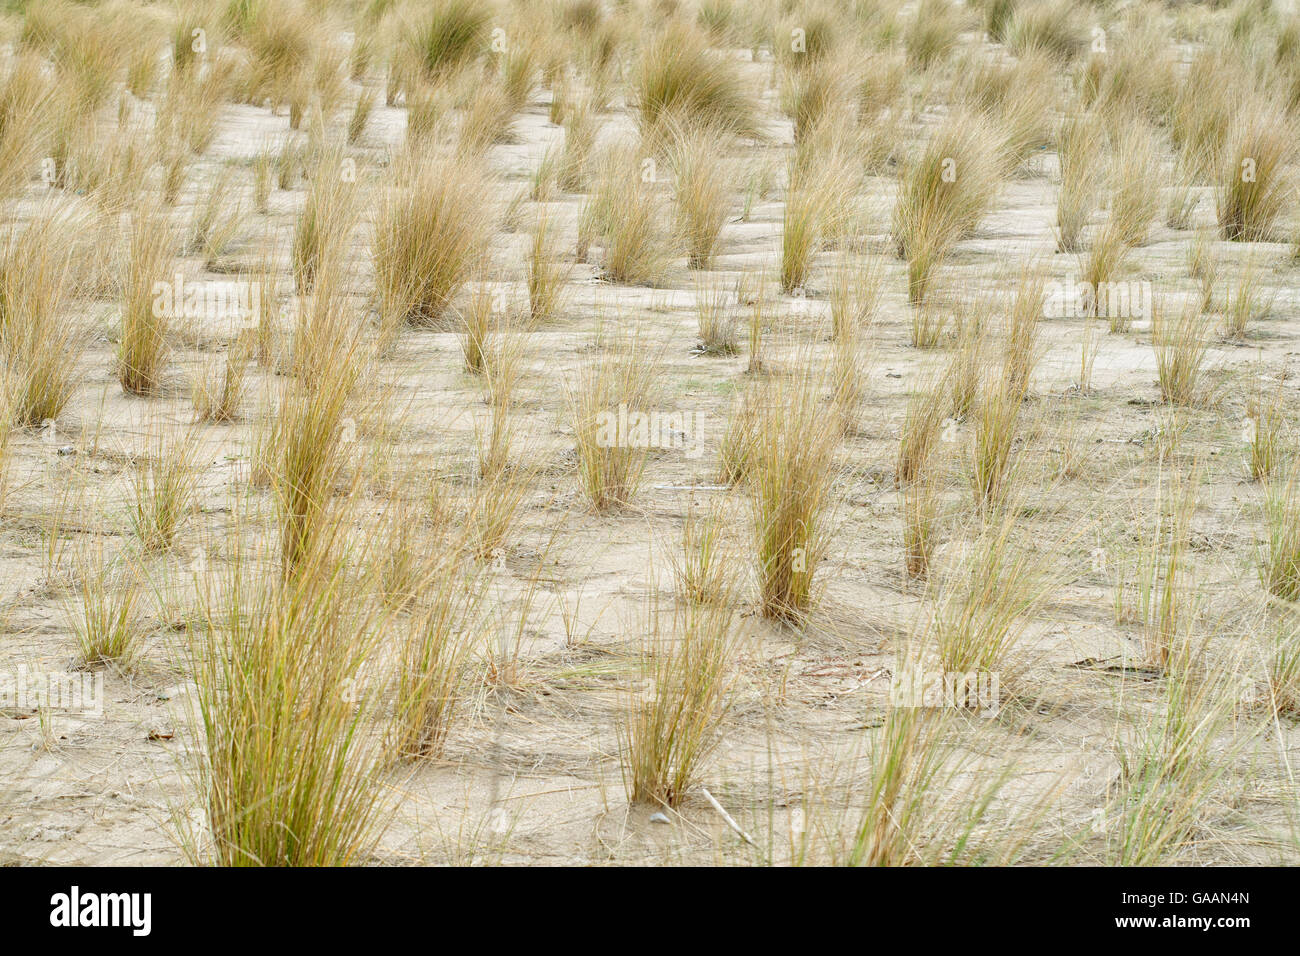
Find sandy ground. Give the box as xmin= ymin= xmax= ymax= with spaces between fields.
xmin=2 ymin=39 xmax=1299 ymax=866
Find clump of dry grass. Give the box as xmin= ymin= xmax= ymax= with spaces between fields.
xmin=902 ymin=467 xmax=941 ymax=581
xmin=569 ymin=334 xmax=659 ymax=511
xmin=621 ymin=601 xmax=735 ymax=807
xmin=73 ymin=125 xmax=152 ymax=214
xmin=189 ymin=531 xmax=387 ymax=866
xmin=778 ymin=180 xmax=824 ymax=296
xmin=70 ymin=544 xmax=142 ymax=668
xmin=557 ymin=93 xmax=603 ymax=192
xmin=1006 ymin=0 xmax=1087 ymax=61
xmin=1003 ymin=268 xmax=1044 ymax=400
xmin=771 ymin=6 xmax=841 ymax=68
xmin=694 ymin=277 xmax=737 ymax=355
xmin=0 ymin=54 xmax=51 ymax=204
xmin=829 ymin=254 xmax=882 ymax=343
xmin=526 ymin=210 xmax=571 ymax=324
xmin=1170 ymin=48 xmax=1241 ymax=185
xmin=970 ymin=377 xmax=1023 ymax=512
xmin=1153 ymin=304 xmax=1210 ymax=407
xmin=119 ymin=206 xmax=176 ymax=395
xmin=669 ymin=125 xmax=732 ymax=270
xmin=499 ymin=27 xmax=541 ymax=112
xmin=458 ymin=80 xmax=520 ymax=155
xmin=477 ymin=332 xmax=525 ymax=485
xmin=162 ymin=148 xmax=192 ymax=207
xmin=908 ymin=305 xmax=948 ymax=349
xmin=0 ymin=212 xmax=83 ymax=426
xmin=1106 ymin=117 xmax=1162 ymax=248
xmin=932 ymin=507 xmax=1043 ymax=683
xmin=189 ymin=167 xmax=244 ymax=268
xmin=1228 ymin=0 xmax=1277 ymax=48
xmin=130 ymin=428 xmax=200 ymax=553
xmin=857 ymin=47 xmax=907 ymax=119
xmin=946 ymin=312 xmax=989 ymax=420
xmin=467 ymin=434 xmax=535 ymax=561
xmin=632 ymin=21 xmax=760 ymax=142
xmin=1267 ymin=616 xmax=1300 ymax=717
xmin=896 ymin=376 xmax=948 ymax=489
xmin=793 ymin=115 xmax=862 ymax=242
xmin=347 ymin=88 xmax=376 ymax=145
xmin=1107 ymin=624 xmax=1236 ymax=865
xmin=273 ymin=286 xmax=364 ymax=573
xmin=717 ymin=386 xmax=760 ymax=485
xmin=374 ymin=152 xmax=492 ymax=329
xmin=905 ymin=0 xmax=964 ymax=70
xmin=274 ymin=137 xmax=300 ymax=190
xmin=830 ymin=704 xmax=1024 ymax=866
xmin=582 ymin=145 xmax=675 ymax=285
xmin=159 ymin=59 xmax=236 ymax=155
xmin=249 ymin=149 xmax=273 ymax=213
xmin=530 ymin=150 xmax=557 ymax=203
xmin=250 ymin=245 xmax=282 ymax=368
xmin=1111 ymin=474 xmax=1197 ymax=672
xmin=749 ymin=368 xmax=839 ymax=623
xmin=1262 ymin=462 xmax=1300 ymax=604
xmin=349 ymin=21 xmax=375 ymax=82
xmin=45 ymin=105 xmax=84 ymax=194
xmin=242 ymin=0 xmax=314 ymax=109
xmin=672 ymin=505 xmax=733 ymax=606
xmin=893 ymin=113 xmax=1004 ymax=305
xmin=1244 ymin=378 xmax=1287 ymax=483
xmin=1055 ymin=111 xmax=1107 ymax=253
xmin=1222 ymin=259 xmax=1270 ymax=340
xmin=831 ymin=314 xmax=867 ymax=436
xmin=390 ymin=545 xmax=483 ymax=759
xmin=1078 ymin=221 xmax=1130 ymax=325
xmin=369 ymin=493 xmax=430 ymax=612
xmin=31 ymin=0 xmax=135 ymax=115
xmin=1165 ymin=154 xmax=1200 ymax=230
xmin=1077 ymin=17 xmax=1175 ymax=121
xmin=1216 ymin=98 xmax=1294 ymax=242
xmin=167 ymin=3 xmax=208 ymax=77
xmin=404 ymin=0 xmax=489 ymax=86
xmin=292 ymin=151 xmax=358 ymax=295
xmin=781 ymin=128 xmax=859 ymax=294
xmin=780 ymin=53 xmax=857 ymax=145
xmin=983 ymin=0 xmax=1021 ymax=39
xmin=458 ymin=280 xmax=497 ymax=374
xmin=957 ymin=49 xmax=1057 ymax=168
xmin=311 ymin=39 xmax=348 ymax=121
xmin=193 ymin=345 xmax=249 ymax=423
xmin=697 ymin=0 xmax=743 ymax=46
xmin=1188 ymin=230 xmax=1217 ymax=312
